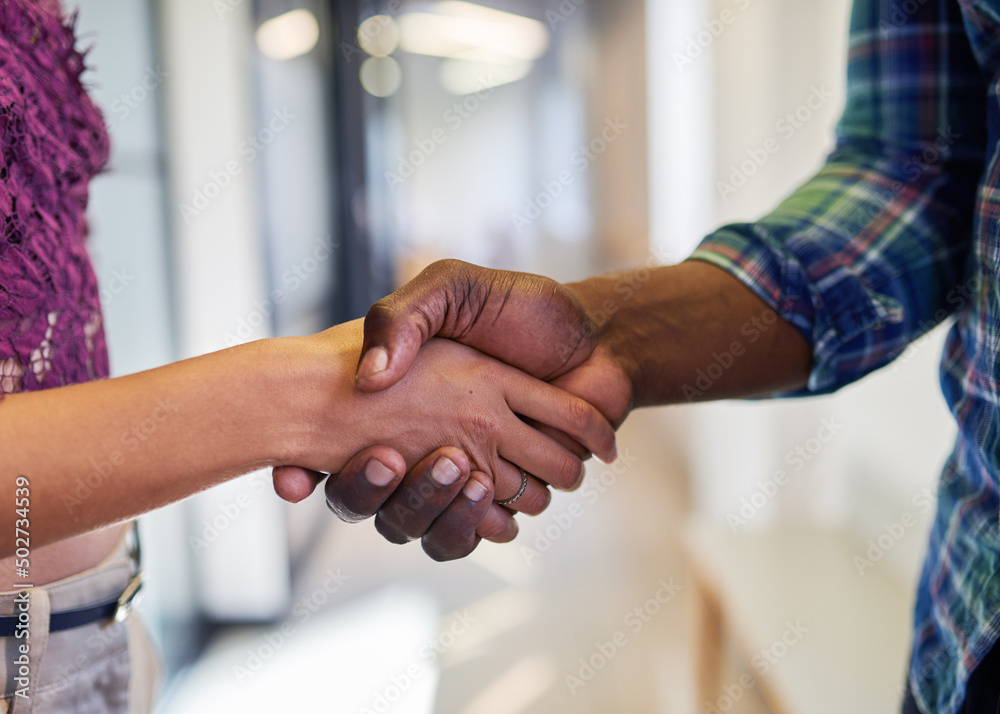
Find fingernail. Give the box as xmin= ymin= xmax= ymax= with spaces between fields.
xmin=365 ymin=460 xmax=396 ymax=487
xmin=357 ymin=347 xmax=388 ymax=379
xmin=463 ymin=478 xmax=489 ymax=503
xmin=430 ymin=457 xmax=461 ymax=486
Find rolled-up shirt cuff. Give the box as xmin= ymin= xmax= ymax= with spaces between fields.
xmin=689 ymin=224 xmax=903 ymax=395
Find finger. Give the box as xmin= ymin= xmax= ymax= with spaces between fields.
xmin=504 ymin=376 xmax=617 ymax=463
xmin=492 ymin=457 xmax=551 ymax=516
xmin=375 ymin=448 xmax=471 ymax=544
xmin=324 ymin=446 xmax=407 ymax=523
xmin=355 ymin=268 xmax=454 ymax=393
xmin=273 ymin=466 xmax=327 ymax=504
xmin=355 ymin=259 xmax=600 ymax=393
xmin=355 ymin=303 xmax=438 ymax=393
xmin=476 ymin=503 xmax=519 ymax=543
xmin=422 ymin=472 xmax=495 ymax=561
xmin=497 ymin=419 xmax=588 ymax=492
xmin=520 ymin=416 xmax=591 ymax=461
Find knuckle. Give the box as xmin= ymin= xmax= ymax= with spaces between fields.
xmin=324 ymin=498 xmax=364 ymax=524
xmin=566 ymin=397 xmax=596 ymax=435
xmin=477 ymin=514 xmax=512 ymax=542
xmin=323 ymin=480 xmax=356 ymax=516
xmin=422 ymin=535 xmax=474 ymax=562
xmin=428 ymin=257 xmax=464 ymax=276
xmin=481 ymin=522 xmax=517 ymax=543
xmin=517 ymin=485 xmax=551 ymax=515
xmin=492 ymin=466 xmax=517 ymax=499
xmin=467 ymin=412 xmax=502 ymax=441
xmin=407 ymin=481 xmax=435 ymax=509
xmin=375 ymin=510 xmax=416 ymax=545
xmin=362 ymin=299 xmax=395 ymax=334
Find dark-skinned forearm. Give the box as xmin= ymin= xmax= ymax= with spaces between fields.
xmin=566 ymin=260 xmax=813 ymax=408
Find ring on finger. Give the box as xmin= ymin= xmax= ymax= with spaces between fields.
xmin=496 ymin=468 xmax=530 ymax=506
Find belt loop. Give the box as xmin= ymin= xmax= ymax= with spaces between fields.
xmin=113 ymin=521 xmax=145 ymax=624
xmin=11 ymin=588 xmax=50 ymax=714
xmin=127 ymin=521 xmax=142 ymax=576
xmin=112 ymin=573 xmax=144 ymax=626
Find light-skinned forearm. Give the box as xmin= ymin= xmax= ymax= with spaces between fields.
xmin=567 ymin=260 xmax=813 ymax=408
xmin=1 ymin=318 xmax=616 ymax=556
xmin=0 ymin=334 xmax=350 ymax=556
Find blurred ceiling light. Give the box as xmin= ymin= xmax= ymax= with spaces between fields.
xmin=358 ymin=14 xmax=401 ymax=56
xmin=360 ymin=56 xmax=403 ymax=97
xmin=256 ymin=9 xmax=320 ymax=60
xmin=399 ymin=1 xmax=548 ymax=62
xmin=439 ymin=58 xmax=531 ymax=95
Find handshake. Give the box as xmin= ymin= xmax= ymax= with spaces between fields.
xmin=263 ymin=257 xmax=807 ymax=561
xmin=269 ymin=259 xmax=635 ymax=561
xmin=0 ymin=254 xmax=804 ymax=558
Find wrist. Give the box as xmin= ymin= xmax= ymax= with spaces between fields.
xmin=564 ymin=272 xmax=652 ymax=408
xmin=248 ymin=329 xmax=362 ymax=470
xmin=568 ymin=260 xmax=812 ymax=406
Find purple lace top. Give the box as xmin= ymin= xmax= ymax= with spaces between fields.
xmin=0 ymin=0 xmax=110 ymax=395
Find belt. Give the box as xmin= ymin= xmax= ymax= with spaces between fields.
xmin=1 ymin=523 xmax=144 ymax=638
xmin=0 ymin=572 xmax=143 ymax=637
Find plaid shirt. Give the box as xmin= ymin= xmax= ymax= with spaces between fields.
xmin=690 ymin=1 xmax=1000 ymax=712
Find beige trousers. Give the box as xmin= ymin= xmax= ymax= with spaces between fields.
xmin=0 ymin=529 xmax=162 ymax=713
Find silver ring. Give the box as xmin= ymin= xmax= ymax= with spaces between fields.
xmin=496 ymin=469 xmax=529 ymax=506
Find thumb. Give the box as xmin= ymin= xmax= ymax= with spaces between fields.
xmin=354 ymin=263 xmax=456 ymax=392
xmin=353 ymin=300 xmax=430 ymax=392
xmin=272 ymin=465 xmax=327 ymax=503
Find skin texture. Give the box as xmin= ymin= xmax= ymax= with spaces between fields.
xmin=295 ymin=258 xmax=812 ymax=560
xmin=0 ymin=318 xmax=615 ymax=569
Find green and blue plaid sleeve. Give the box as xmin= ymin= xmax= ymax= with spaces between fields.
xmin=690 ymin=0 xmax=988 ymax=394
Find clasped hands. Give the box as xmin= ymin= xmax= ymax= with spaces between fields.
xmin=273 ymin=260 xmax=633 ymax=561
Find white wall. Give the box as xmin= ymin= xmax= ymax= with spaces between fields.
xmin=74 ymin=0 xmax=192 ymax=656
xmin=647 ymin=0 xmax=952 ymax=586
xmin=157 ymin=0 xmax=290 ymax=620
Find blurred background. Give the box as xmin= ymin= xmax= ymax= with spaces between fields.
xmin=73 ymin=0 xmax=955 ymax=711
